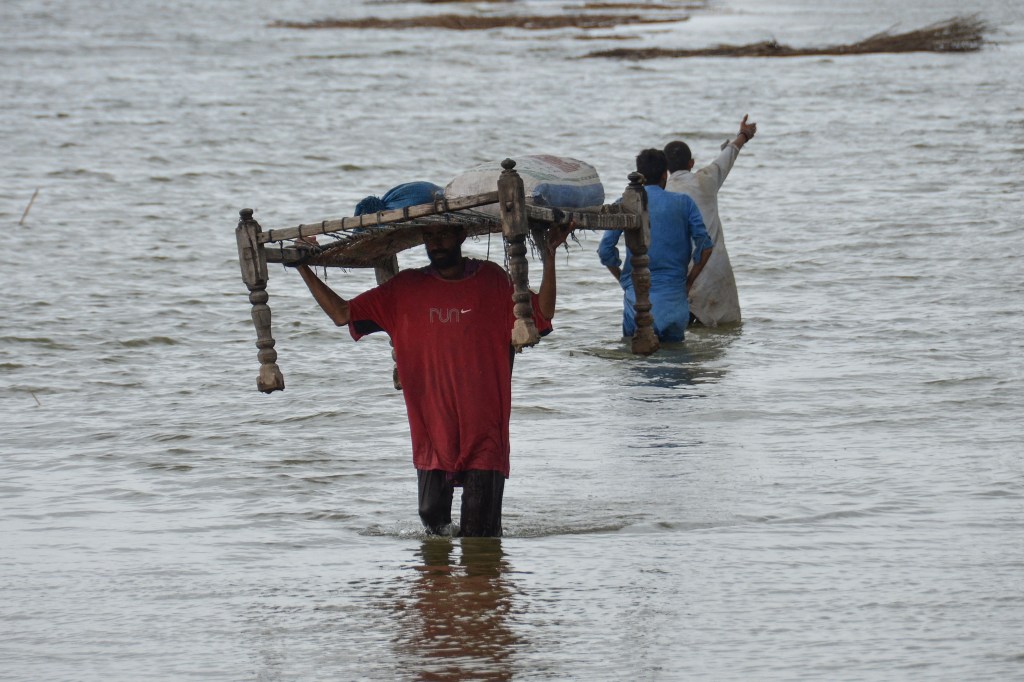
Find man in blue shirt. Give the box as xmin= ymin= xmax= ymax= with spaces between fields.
xmin=598 ymin=149 xmax=713 ymax=342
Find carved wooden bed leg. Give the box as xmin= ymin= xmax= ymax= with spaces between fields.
xmin=373 ymin=256 xmax=402 ymax=390
xmin=236 ymin=208 xmax=286 ymax=393
xmin=497 ymin=159 xmax=540 ymax=350
xmin=621 ymin=173 xmax=660 ymax=355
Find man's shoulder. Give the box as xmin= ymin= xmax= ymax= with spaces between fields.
xmin=661 ymin=187 xmax=698 ymax=207
xmin=465 ymin=259 xmax=509 ymax=282
xmin=390 ymin=267 xmax=428 ymax=286
xmin=666 ymin=171 xmax=696 ymax=186
xmin=665 ymin=174 xmax=698 ymax=195
xmin=393 ymin=259 xmax=508 ymax=285
xmin=474 ymin=258 xmax=504 ymax=273
xmin=647 ymin=184 xmax=674 ymax=201
xmin=363 ymin=267 xmax=428 ymax=299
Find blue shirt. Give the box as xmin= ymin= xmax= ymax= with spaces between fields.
xmin=597 ymin=185 xmax=712 ymax=342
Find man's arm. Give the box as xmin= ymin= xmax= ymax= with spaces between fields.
xmin=687 ymin=248 xmax=712 ymax=291
xmin=297 ymin=264 xmax=351 ymax=326
xmin=597 ymin=229 xmax=624 ymax=283
xmin=685 ymin=198 xmax=713 ymax=292
xmin=730 ymin=114 xmax=757 ymax=151
xmin=705 ymin=115 xmax=755 ymax=187
xmin=537 ymin=223 xmax=572 ymax=320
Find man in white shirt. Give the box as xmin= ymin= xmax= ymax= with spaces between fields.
xmin=664 ymin=115 xmax=757 ymax=327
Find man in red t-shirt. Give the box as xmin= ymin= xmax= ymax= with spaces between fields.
xmin=296 ymin=222 xmax=569 ymax=536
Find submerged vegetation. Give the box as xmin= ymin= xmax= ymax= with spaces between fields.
xmin=270 ymin=9 xmax=987 ymax=59
xmin=586 ymin=15 xmax=989 ymax=59
xmin=270 ymin=13 xmax=686 ymax=31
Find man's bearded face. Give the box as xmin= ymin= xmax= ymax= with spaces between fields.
xmin=422 ymin=225 xmax=465 ymax=269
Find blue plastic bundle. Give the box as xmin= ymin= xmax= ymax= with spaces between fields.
xmin=354 ymin=181 xmax=443 ymax=217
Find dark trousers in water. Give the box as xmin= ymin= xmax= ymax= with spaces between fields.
xmin=417 ymin=469 xmax=505 ymax=537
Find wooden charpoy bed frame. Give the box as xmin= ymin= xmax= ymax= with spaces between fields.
xmin=235 ymin=159 xmax=659 ymax=393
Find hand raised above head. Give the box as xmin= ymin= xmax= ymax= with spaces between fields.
xmin=739 ymin=114 xmax=757 ymax=141
xmin=545 ymin=219 xmax=574 ymax=256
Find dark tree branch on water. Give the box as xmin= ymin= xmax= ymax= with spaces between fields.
xmin=270 ymin=13 xmax=687 ymax=31
xmin=586 ymin=15 xmax=989 ymax=59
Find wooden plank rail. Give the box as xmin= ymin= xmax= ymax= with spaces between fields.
xmin=525 ymin=204 xmax=642 ymax=231
xmin=260 ymin=192 xmax=639 ymax=249
xmin=260 ymin=191 xmax=500 ymax=244
xmin=263 ymin=210 xmax=642 ymax=268
xmin=261 ymin=199 xmax=641 ymax=269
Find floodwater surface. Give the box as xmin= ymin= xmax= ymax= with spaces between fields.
xmin=2 ymin=0 xmax=1023 ymax=679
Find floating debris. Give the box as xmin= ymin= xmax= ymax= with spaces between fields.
xmin=270 ymin=13 xmax=687 ymax=31
xmin=586 ymin=15 xmax=989 ymax=59
xmin=575 ymin=2 xmax=702 ymax=9
xmin=19 ymin=188 xmax=39 ymax=226
xmin=400 ymin=0 xmax=699 ymax=5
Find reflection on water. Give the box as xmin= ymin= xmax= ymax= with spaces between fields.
xmin=393 ymin=538 xmax=518 ymax=681
xmin=628 ymin=326 xmax=740 ymax=393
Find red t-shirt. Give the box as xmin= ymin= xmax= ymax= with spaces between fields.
xmin=347 ymin=259 xmax=552 ymax=477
